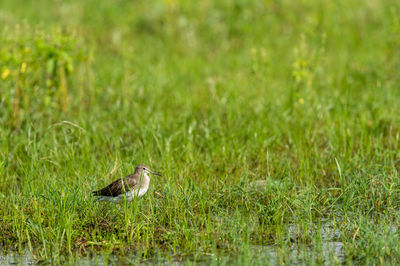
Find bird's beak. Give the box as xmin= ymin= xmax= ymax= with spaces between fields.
xmin=149 ymin=170 xmax=161 ymax=176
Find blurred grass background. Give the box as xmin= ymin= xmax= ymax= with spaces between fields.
xmin=1 ymin=0 xmax=400 ymax=264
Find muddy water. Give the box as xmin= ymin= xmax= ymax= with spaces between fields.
xmin=0 ymin=244 xmax=344 ymax=265
xmin=1 ymin=222 xmax=345 ymax=265
xmin=0 ymin=247 xmax=34 ymax=265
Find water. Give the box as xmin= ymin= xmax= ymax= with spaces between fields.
xmin=0 ymin=247 xmax=34 ymax=265
xmin=1 ymin=222 xmax=346 ymax=265
xmin=244 ymin=222 xmax=345 ymax=265
xmin=0 ymin=250 xmax=209 ymax=265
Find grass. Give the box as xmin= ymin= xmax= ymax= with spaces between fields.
xmin=1 ymin=0 xmax=400 ymax=264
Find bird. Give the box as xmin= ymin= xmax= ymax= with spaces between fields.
xmin=92 ymin=164 xmax=161 ymax=203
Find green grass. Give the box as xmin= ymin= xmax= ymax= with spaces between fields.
xmin=1 ymin=0 xmax=400 ymax=264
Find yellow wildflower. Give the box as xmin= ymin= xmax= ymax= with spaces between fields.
xmin=163 ymin=0 xmax=177 ymax=8
xmin=21 ymin=62 xmax=27 ymax=73
xmin=298 ymin=98 xmax=305 ymax=104
xmin=1 ymin=68 xmax=10 ymax=79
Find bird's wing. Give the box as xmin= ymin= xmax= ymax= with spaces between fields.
xmin=92 ymin=174 xmax=138 ymax=197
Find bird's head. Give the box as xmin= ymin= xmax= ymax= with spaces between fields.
xmin=135 ymin=164 xmax=161 ymax=176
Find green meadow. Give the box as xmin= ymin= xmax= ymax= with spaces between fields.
xmin=1 ymin=0 xmax=400 ymax=264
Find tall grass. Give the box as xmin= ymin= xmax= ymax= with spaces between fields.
xmin=1 ymin=0 xmax=400 ymax=264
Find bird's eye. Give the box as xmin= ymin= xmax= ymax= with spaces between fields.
xmin=143 ymin=168 xmax=146 ymax=170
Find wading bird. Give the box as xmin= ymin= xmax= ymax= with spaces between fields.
xmin=92 ymin=164 xmax=161 ymax=203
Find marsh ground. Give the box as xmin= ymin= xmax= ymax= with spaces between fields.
xmin=1 ymin=0 xmax=400 ymax=264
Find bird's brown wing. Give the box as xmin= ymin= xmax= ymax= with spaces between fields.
xmin=92 ymin=174 xmax=138 ymax=197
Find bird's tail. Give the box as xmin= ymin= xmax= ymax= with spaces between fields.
xmin=92 ymin=191 xmax=103 ymax=202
